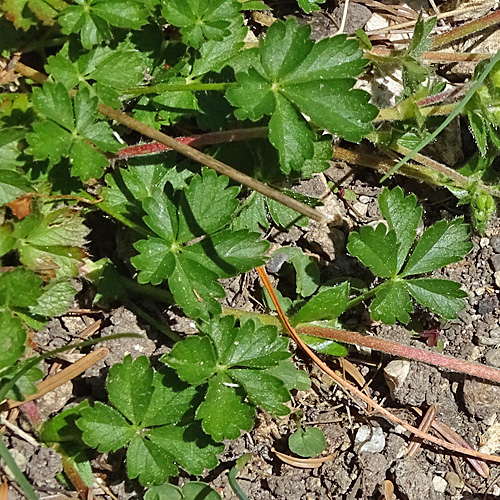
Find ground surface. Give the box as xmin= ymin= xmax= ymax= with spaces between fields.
xmin=5 ymin=1 xmax=500 ymax=499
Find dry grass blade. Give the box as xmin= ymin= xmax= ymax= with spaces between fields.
xmin=412 ymin=407 xmax=490 ymax=478
xmin=0 ymin=477 xmax=8 ymax=500
xmin=407 ymin=405 xmax=436 ymax=457
xmin=1 ymin=347 xmax=108 ymax=411
xmin=271 ymin=448 xmax=335 ymax=468
xmin=256 ymin=266 xmax=500 ymax=464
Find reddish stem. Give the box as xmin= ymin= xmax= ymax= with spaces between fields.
xmin=116 ymin=127 xmax=268 ymax=159
xmin=297 ymin=326 xmax=500 ymax=385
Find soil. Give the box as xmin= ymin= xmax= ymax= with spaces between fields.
xmin=5 ymin=1 xmax=500 ymax=499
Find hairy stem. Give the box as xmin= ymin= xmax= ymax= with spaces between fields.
xmin=13 ymin=61 xmax=326 ymax=224
xmin=432 ymin=9 xmax=500 ymax=49
xmin=122 ymin=81 xmax=231 ymax=96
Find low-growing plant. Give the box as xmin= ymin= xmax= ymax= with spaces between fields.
xmin=0 ymin=0 xmax=497 ymax=495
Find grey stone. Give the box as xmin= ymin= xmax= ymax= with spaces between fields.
xmin=477 ymin=294 xmax=499 ymax=315
xmin=354 ymin=425 xmax=385 ymax=453
xmin=491 ymin=235 xmax=500 ymax=253
xmin=463 ymin=379 xmax=500 ymax=420
xmin=485 ymin=349 xmax=500 ymax=368
xmin=491 ymin=254 xmax=500 ymax=272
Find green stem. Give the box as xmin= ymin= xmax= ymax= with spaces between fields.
xmin=380 ymin=48 xmax=500 ymax=181
xmin=345 ymin=283 xmax=384 ymax=309
xmin=122 ymin=82 xmax=231 ymax=96
xmin=126 ymin=302 xmax=181 ymax=342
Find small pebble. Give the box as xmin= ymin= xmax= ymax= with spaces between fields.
xmin=463 ymin=379 xmax=500 ymax=420
xmin=491 ymin=255 xmax=500 ymax=272
xmin=494 ymin=271 xmax=500 ymax=289
xmin=354 ymin=425 xmax=385 ymax=453
xmin=480 ymin=237 xmax=490 ymax=248
xmin=479 ymin=422 xmax=500 ymax=455
xmin=432 ymin=476 xmax=447 ymax=493
xmin=485 ymin=349 xmax=500 ymax=368
xmin=445 ymin=472 xmax=464 ymax=490
xmin=491 ymin=235 xmax=500 ymax=253
xmin=359 ymin=195 xmax=371 ymax=204
xmin=384 ymin=360 xmax=410 ymax=399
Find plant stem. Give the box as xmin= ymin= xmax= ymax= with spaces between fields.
xmin=432 ymin=9 xmax=500 ymax=49
xmin=379 ymin=47 xmax=500 ymax=181
xmin=116 ymin=127 xmax=269 ymax=158
xmin=122 ymin=82 xmax=231 ymax=96
xmin=344 ymin=284 xmax=381 ymax=309
xmin=13 ymin=61 xmax=326 ymax=224
xmin=126 ymin=302 xmax=181 ymax=342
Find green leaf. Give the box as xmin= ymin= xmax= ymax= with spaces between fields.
xmin=468 ymin=111 xmax=488 ymax=156
xmin=406 ymin=279 xmax=467 ymax=319
xmin=288 ymin=427 xmax=325 ymax=457
xmin=29 ymin=281 xmax=77 ymax=317
xmin=227 ymin=18 xmax=377 ymax=171
xmin=0 ymin=268 xmax=43 ymax=309
xmin=0 ymin=312 xmax=26 ymax=369
xmin=299 ymin=335 xmax=348 ymax=356
xmin=275 ymin=247 xmax=320 ymax=297
xmin=70 ymin=137 xmax=109 ymax=181
xmin=41 ymin=400 xmax=90 ymax=445
xmin=106 ymin=355 xmax=154 ymax=426
xmin=0 ymin=364 xmax=44 ymax=402
xmin=407 ymin=15 xmax=437 ymax=58
xmin=169 ymin=253 xmax=225 ymax=319
xmin=163 ymin=336 xmax=217 ymax=385
xmin=181 ymin=482 xmax=221 ymax=500
xmin=267 ymin=197 xmax=308 ymax=229
xmin=347 ymin=224 xmax=399 ymax=278
xmin=214 ymin=319 xmax=290 ymax=368
xmin=140 ymin=368 xmax=198 ymax=428
xmin=184 ymin=229 xmax=269 ymax=278
xmin=146 ymin=423 xmax=223 ymax=475
xmin=13 ymin=207 xmax=89 ymax=279
xmin=132 ymin=238 xmax=176 ymax=285
xmin=378 ymin=187 xmax=422 ymax=272
xmin=176 ymin=168 xmax=240 ymax=243
xmin=59 ymin=0 xmax=150 ymax=49
xmin=126 ymin=434 xmax=178 ymax=486
xmin=297 ymin=0 xmax=325 ymax=13
xmin=229 ymin=369 xmax=291 ymax=416
xmin=77 ymin=402 xmax=136 ymax=452
xmin=26 ymin=121 xmax=72 ymax=164
xmin=402 ymin=218 xmax=473 ymax=276
xmin=0 ymin=171 xmax=32 ymax=206
xmin=196 ymin=373 xmax=255 ymax=441
xmin=161 ymin=0 xmax=242 ymax=49
xmin=370 ymin=280 xmax=413 ymax=324
xmin=32 ymin=82 xmax=74 ymax=131
xmin=292 ymin=282 xmax=350 ymax=325
xmin=264 ymin=360 xmax=311 ymax=391
xmin=191 ymin=20 xmax=247 ymax=77
xmin=269 ymin=94 xmax=315 ymax=173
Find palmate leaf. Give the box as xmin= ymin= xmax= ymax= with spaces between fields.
xmin=58 ymin=0 xmax=151 ymax=49
xmin=76 ymin=356 xmax=219 ymax=486
xmin=131 ymin=168 xmax=268 ymax=318
xmin=27 ymin=83 xmax=120 ymax=181
xmin=348 ymin=188 xmax=472 ymax=324
xmin=161 ymin=0 xmax=242 ymax=49
xmin=162 ymin=316 xmax=296 ymax=441
xmin=226 ymin=17 xmax=377 ymax=173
